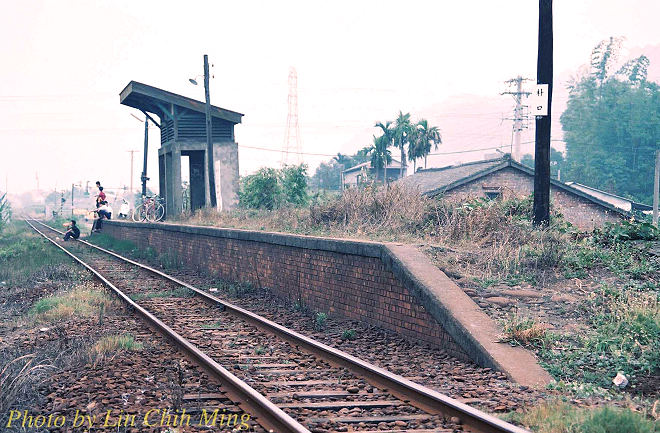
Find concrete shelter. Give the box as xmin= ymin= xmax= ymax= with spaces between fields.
xmin=120 ymin=81 xmax=243 ymax=216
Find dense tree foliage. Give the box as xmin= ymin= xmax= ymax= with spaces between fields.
xmin=561 ymin=38 xmax=660 ymax=203
xmin=239 ymin=164 xmax=309 ymax=209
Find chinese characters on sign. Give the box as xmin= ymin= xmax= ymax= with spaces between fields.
xmin=529 ymin=84 xmax=549 ymax=116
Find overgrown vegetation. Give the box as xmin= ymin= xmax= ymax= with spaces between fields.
xmin=500 ymin=314 xmax=553 ymax=348
xmin=0 ymin=222 xmax=86 ymax=287
xmin=90 ymin=334 xmax=143 ymax=366
xmin=504 ymin=401 xmax=658 ymax=433
xmin=239 ymin=164 xmax=309 ymax=209
xmin=29 ymin=284 xmax=118 ymax=322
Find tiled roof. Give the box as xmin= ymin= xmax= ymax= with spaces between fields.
xmin=398 ymin=158 xmax=507 ymax=196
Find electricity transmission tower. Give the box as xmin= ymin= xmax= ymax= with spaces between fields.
xmin=501 ymin=76 xmax=532 ymax=161
xmin=281 ymin=67 xmax=302 ymax=166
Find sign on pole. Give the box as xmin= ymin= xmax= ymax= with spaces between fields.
xmin=529 ymin=84 xmax=549 ymax=116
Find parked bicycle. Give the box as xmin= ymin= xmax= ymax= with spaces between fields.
xmin=132 ymin=195 xmax=165 ymax=222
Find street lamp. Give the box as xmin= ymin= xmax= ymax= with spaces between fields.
xmin=188 ymin=54 xmax=217 ymax=209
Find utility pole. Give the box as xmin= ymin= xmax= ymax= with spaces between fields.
xmin=654 ymin=150 xmax=659 ymax=227
xmin=204 ymin=54 xmax=217 ymax=209
xmin=127 ymin=150 xmax=138 ymax=194
xmin=71 ymin=183 xmax=74 ymax=217
xmin=533 ymin=0 xmax=553 ymax=226
xmin=502 ymin=76 xmax=532 ymax=161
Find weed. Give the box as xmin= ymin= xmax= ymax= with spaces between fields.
xmin=29 ymin=284 xmax=118 ymax=322
xmin=254 ymin=346 xmax=266 ymax=355
xmin=503 ymin=401 xmax=657 ymax=433
xmin=314 ymin=312 xmax=328 ymax=331
xmin=0 ymin=222 xmax=85 ymax=287
xmin=341 ymin=329 xmax=357 ymax=340
xmin=500 ymin=313 xmax=553 ymax=348
xmin=90 ymin=334 xmax=143 ymax=366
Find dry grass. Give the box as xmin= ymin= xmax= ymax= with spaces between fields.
xmin=90 ymin=334 xmax=143 ymax=367
xmin=178 ymin=184 xmax=568 ymax=284
xmin=29 ymin=283 xmax=119 ymax=322
xmin=504 ymin=400 xmax=659 ymax=433
xmin=500 ymin=313 xmax=552 ymax=347
xmin=0 ymin=354 xmax=54 ymax=415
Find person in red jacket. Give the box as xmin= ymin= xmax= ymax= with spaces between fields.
xmin=95 ymin=181 xmax=106 ymax=208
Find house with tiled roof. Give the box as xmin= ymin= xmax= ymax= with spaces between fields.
xmin=399 ymin=155 xmax=639 ymax=230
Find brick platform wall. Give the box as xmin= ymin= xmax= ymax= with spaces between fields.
xmin=443 ymin=167 xmax=623 ymax=230
xmin=104 ymin=222 xmax=469 ymax=361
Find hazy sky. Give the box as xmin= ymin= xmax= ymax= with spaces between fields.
xmin=2 ymin=0 xmax=659 ymax=195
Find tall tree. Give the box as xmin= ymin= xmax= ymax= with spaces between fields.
xmin=561 ymin=39 xmax=660 ymax=204
xmin=415 ymin=119 xmax=442 ymax=170
xmin=393 ymin=111 xmax=413 ymax=178
xmin=368 ymin=135 xmax=392 ymax=183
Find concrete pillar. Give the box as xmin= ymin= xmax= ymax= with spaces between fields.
xmin=213 ymin=141 xmax=239 ymax=211
xmin=171 ymin=147 xmax=182 ymax=213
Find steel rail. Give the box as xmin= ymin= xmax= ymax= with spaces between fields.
xmin=31 ymin=219 xmax=531 ymax=433
xmin=24 ymin=219 xmax=310 ymax=433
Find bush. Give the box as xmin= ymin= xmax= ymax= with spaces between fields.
xmin=280 ymin=164 xmax=309 ymax=206
xmin=239 ymin=164 xmax=309 ymax=210
xmin=239 ymin=167 xmax=282 ymax=210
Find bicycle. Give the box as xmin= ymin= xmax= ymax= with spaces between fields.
xmin=132 ymin=195 xmax=165 ymax=222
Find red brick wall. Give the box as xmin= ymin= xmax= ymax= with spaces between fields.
xmin=104 ymin=222 xmax=468 ymax=360
xmin=443 ymin=167 xmax=623 ymax=230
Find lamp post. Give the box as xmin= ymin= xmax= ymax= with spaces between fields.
xmin=189 ymin=54 xmax=217 ymax=209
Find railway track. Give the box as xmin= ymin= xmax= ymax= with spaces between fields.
xmin=25 ymin=218 xmax=530 ymax=433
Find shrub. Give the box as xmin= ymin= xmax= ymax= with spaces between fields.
xmin=280 ymin=164 xmax=309 ymax=206
xmin=239 ymin=164 xmax=310 ymax=210
xmin=239 ymin=168 xmax=282 ymax=210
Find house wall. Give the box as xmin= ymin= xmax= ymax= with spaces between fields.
xmin=442 ymin=167 xmax=623 ymax=230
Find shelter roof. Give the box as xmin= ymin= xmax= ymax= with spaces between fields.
xmin=119 ymin=81 xmax=243 ymax=124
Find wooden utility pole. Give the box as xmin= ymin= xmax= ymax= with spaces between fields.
xmin=533 ymin=0 xmax=553 ymax=226
xmin=654 ymin=150 xmax=659 ymax=227
xmin=204 ymin=54 xmax=217 ymax=209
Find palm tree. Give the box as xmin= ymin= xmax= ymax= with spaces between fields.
xmin=407 ymin=126 xmax=422 ymax=173
xmin=393 ymin=111 xmax=413 ymax=178
xmin=416 ymin=119 xmax=442 ymax=169
xmin=368 ymin=135 xmax=392 ymax=183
